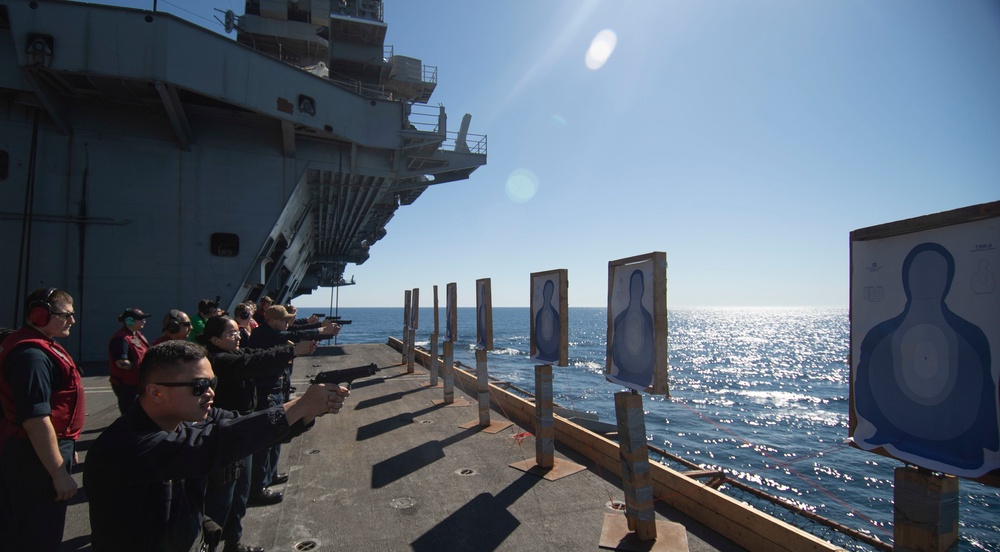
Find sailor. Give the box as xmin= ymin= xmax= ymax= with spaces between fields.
xmin=285 ymin=304 xmax=323 ymax=329
xmin=246 ymin=305 xmax=340 ymax=504
xmin=151 ymin=309 xmax=194 ymax=346
xmin=190 ymin=298 xmax=223 ymax=342
xmin=108 ymin=307 xmax=152 ymax=415
xmin=84 ymin=340 xmax=348 ymax=552
xmin=252 ymin=296 xmax=274 ymax=327
xmin=199 ymin=316 xmax=318 ymax=552
xmin=233 ymin=303 xmax=255 ymax=345
xmin=0 ymin=287 xmax=86 ymax=551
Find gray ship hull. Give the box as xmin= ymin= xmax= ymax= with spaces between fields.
xmin=0 ymin=0 xmax=485 ymax=361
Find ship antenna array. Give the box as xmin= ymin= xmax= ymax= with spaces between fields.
xmin=213 ymin=9 xmax=239 ymax=34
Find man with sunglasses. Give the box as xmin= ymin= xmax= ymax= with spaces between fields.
xmin=84 ymin=340 xmax=348 ymax=552
xmin=0 ymin=287 xmax=85 ymax=551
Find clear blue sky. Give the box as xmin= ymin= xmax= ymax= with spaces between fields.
xmin=88 ymin=0 xmax=1000 ymax=308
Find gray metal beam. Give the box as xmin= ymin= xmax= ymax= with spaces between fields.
xmin=155 ymin=81 xmax=193 ymax=151
xmin=22 ymin=70 xmax=70 ymax=134
xmin=282 ymin=120 xmax=297 ymax=158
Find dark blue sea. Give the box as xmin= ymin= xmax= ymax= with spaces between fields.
xmin=315 ymin=306 xmax=999 ymax=551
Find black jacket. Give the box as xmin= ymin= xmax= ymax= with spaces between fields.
xmin=205 ymin=343 xmax=294 ymax=414
xmin=84 ymin=404 xmax=310 ymax=551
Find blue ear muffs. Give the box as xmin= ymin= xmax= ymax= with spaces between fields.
xmin=125 ymin=316 xmax=136 ymax=326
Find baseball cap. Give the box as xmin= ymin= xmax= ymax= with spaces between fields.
xmin=265 ymin=305 xmax=296 ymax=321
xmin=119 ymin=308 xmax=152 ymax=322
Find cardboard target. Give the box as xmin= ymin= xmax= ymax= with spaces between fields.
xmin=530 ymin=269 xmax=568 ymax=366
xmin=850 ymin=202 xmax=1000 ymax=483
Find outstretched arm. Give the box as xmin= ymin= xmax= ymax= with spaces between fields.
xmin=283 ymin=383 xmax=350 ymax=425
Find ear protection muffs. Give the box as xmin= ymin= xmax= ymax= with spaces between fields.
xmin=237 ymin=309 xmax=251 ymax=321
xmin=164 ymin=310 xmax=182 ymax=334
xmin=124 ymin=316 xmax=136 ymax=326
xmin=27 ymin=288 xmax=56 ymax=327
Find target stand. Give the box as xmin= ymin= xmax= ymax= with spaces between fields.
xmin=458 ymin=349 xmax=511 ymax=433
xmin=509 ymin=365 xmax=585 ymax=480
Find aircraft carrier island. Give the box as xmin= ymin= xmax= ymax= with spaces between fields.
xmin=0 ymin=0 xmax=486 ymax=361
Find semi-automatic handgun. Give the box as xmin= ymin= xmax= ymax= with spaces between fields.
xmin=309 ymin=363 xmax=380 ymax=388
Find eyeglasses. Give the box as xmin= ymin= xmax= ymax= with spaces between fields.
xmin=154 ymin=377 xmax=218 ymax=396
xmin=50 ymin=311 xmax=75 ymax=320
xmin=179 ymin=321 xmax=193 ymax=327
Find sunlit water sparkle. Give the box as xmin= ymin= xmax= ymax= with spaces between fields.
xmin=321 ymin=306 xmax=999 ymax=551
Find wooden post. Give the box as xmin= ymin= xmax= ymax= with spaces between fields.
xmin=428 ymin=332 xmax=439 ymax=386
xmin=893 ymin=466 xmax=959 ymax=552
xmin=535 ymin=365 xmax=554 ymax=469
xmin=429 ymin=284 xmax=439 ymax=386
xmin=401 ymin=324 xmax=408 ymax=364
xmin=406 ymin=327 xmax=416 ymax=373
xmin=614 ymin=391 xmax=656 ymax=542
xmin=441 ymin=340 xmax=454 ymax=404
xmin=476 ymin=348 xmax=490 ymax=426
xmin=403 ymin=289 xmax=410 ymax=365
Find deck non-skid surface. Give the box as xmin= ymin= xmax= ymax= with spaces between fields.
xmin=63 ymin=343 xmax=742 ymax=552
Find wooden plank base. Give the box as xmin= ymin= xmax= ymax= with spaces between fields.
xmin=459 ymin=418 xmax=513 ymax=433
xmin=509 ymin=458 xmax=586 ymax=481
xmin=600 ymin=514 xmax=689 ymax=552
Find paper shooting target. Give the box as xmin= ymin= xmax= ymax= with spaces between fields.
xmin=850 ymin=205 xmax=1000 ymax=481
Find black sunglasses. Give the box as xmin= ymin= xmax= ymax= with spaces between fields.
xmin=154 ymin=377 xmax=218 ymax=396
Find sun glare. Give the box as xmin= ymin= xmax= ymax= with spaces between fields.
xmin=585 ymin=29 xmax=617 ymax=70
xmin=505 ymin=169 xmax=539 ymax=203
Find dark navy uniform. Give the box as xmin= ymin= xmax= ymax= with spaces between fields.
xmin=245 ymin=324 xmax=324 ymax=494
xmin=84 ymin=404 xmax=310 ymax=552
xmin=203 ymin=343 xmax=295 ymax=549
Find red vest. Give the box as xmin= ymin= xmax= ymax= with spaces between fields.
xmin=0 ymin=327 xmax=86 ymax=441
xmin=108 ymin=327 xmax=148 ymax=387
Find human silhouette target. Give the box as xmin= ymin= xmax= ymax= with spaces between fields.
xmin=851 ymin=205 xmax=1000 ymax=481
xmin=606 ymin=253 xmax=668 ymax=395
xmin=530 ymin=269 xmax=567 ymax=366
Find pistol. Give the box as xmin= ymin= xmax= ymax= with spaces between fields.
xmin=309 ymin=363 xmax=380 ymax=388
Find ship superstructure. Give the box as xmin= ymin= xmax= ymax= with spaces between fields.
xmin=0 ymin=0 xmax=486 ymax=361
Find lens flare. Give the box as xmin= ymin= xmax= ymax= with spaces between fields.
xmin=505 ymin=169 xmax=539 ymax=203
xmin=585 ymin=29 xmax=617 ymax=70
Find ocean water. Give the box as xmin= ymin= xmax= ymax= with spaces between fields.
xmin=320 ymin=306 xmax=999 ymax=551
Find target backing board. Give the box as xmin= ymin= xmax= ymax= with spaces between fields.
xmin=445 ymin=283 xmax=457 ymax=343
xmin=432 ymin=285 xmax=439 ymax=335
xmin=530 ymin=269 xmax=568 ymax=366
xmin=475 ymin=278 xmax=493 ymax=351
xmin=403 ymin=289 xmax=411 ymax=329
xmin=850 ymin=201 xmax=1000 ymax=483
xmin=410 ymin=288 xmax=419 ymax=329
xmin=605 ymin=252 xmax=668 ymax=395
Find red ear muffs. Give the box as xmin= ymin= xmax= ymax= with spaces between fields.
xmin=28 ymin=305 xmax=50 ymax=326
xmin=26 ymin=288 xmax=56 ymax=326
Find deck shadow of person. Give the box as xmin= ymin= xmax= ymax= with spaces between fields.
xmin=371 ymin=425 xmax=480 ymax=489
xmin=356 ymin=403 xmax=446 ymax=442
xmin=410 ymin=472 xmax=541 ymax=552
